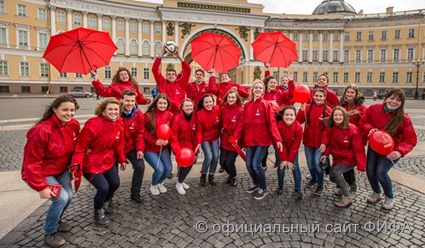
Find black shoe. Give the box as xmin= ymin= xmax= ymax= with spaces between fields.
xmin=131 ymin=195 xmax=143 ymax=203
xmin=292 ymin=191 xmax=303 ymax=200
xmin=168 ymin=173 xmax=174 ymax=179
xmin=44 ymin=232 xmax=66 ymax=247
xmin=225 ymin=176 xmax=231 ymax=184
xmin=230 ymin=178 xmax=237 ymax=187
xmin=219 ymin=167 xmax=224 ymax=173
xmin=246 ymin=185 xmax=260 ymax=194
xmin=254 ymin=188 xmax=268 ymax=200
xmin=276 ymin=186 xmax=283 ymax=195
xmin=208 ymin=174 xmax=217 ymax=186
xmin=199 ymin=174 xmax=207 ymax=187
xmin=103 ymin=200 xmax=116 ymax=216
xmin=94 ymin=209 xmax=110 ymax=227
xmin=314 ymin=185 xmax=324 ymax=196
xmin=350 ymin=183 xmax=357 ymax=192
xmin=274 ymin=161 xmax=278 ymax=168
xmin=306 ymin=179 xmax=317 ymax=188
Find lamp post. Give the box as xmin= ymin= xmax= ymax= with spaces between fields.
xmin=413 ymin=59 xmax=424 ymax=99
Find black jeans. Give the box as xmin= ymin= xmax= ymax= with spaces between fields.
xmin=126 ymin=148 xmax=145 ymax=197
xmin=84 ymin=165 xmax=120 ymax=210
xmin=219 ymin=147 xmax=238 ymax=178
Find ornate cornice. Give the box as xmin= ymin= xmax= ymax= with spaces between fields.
xmin=267 ymin=17 xmax=348 ymax=30
xmin=177 ymin=2 xmax=250 ymax=13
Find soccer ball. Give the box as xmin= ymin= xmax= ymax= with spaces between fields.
xmin=164 ymin=41 xmax=177 ymax=54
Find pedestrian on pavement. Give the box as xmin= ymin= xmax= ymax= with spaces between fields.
xmin=90 ymin=68 xmax=150 ymax=105
xmin=143 ymin=93 xmax=174 ymax=196
xmin=171 ymin=99 xmax=200 ymax=195
xmin=151 ymin=86 xmax=158 ymax=99
xmin=373 ymin=91 xmax=378 ymax=101
xmin=152 ymin=45 xmax=191 ymax=115
xmin=296 ymin=88 xmax=332 ymax=196
xmin=360 ymin=88 xmax=417 ymax=211
xmin=186 ymin=69 xmax=215 ymax=108
xmin=220 ymin=89 xmax=244 ymax=187
xmin=208 ymin=71 xmax=250 ymax=107
xmin=196 ymin=94 xmax=222 ymax=186
xmin=234 ymin=79 xmax=283 ymax=200
xmin=274 ymin=106 xmax=303 ymax=199
xmin=71 ymin=99 xmax=127 ymax=227
xmin=120 ymin=90 xmax=146 ymax=203
xmin=22 ymin=95 xmax=80 ymax=247
xmin=321 ymin=106 xmax=366 ymax=208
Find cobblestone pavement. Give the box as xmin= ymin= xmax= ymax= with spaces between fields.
xmin=1 ymin=169 xmax=424 ymax=247
xmin=0 ymin=130 xmax=27 ymax=171
xmin=395 ymin=156 xmax=425 ymax=178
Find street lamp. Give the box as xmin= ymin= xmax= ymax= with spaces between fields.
xmin=413 ymin=59 xmax=424 ymax=99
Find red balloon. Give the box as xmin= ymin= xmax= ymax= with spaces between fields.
xmin=156 ymin=124 xmax=172 ymax=140
xmin=176 ymin=148 xmax=195 ymax=167
xmin=293 ymin=84 xmax=310 ymax=104
xmin=369 ymin=131 xmax=395 ymax=155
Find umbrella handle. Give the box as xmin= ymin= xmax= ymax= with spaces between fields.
xmin=78 ymin=41 xmax=93 ymax=72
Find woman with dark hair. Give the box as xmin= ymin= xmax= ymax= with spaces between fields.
xmin=143 ymin=93 xmax=174 ymax=195
xmin=71 ymin=98 xmax=126 ymax=227
xmin=196 ymin=94 xmax=221 ymax=186
xmin=208 ymin=72 xmax=250 ymax=106
xmin=308 ymin=74 xmax=339 ymax=108
xmin=264 ymin=63 xmax=295 ymax=106
xmin=321 ymin=106 xmax=366 ymax=208
xmin=22 ymin=95 xmax=80 ymax=247
xmin=90 ymin=68 xmax=150 ymax=104
xmin=360 ymin=88 xmax=417 ymax=211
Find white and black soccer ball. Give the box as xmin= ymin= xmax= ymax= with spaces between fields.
xmin=164 ymin=41 xmax=177 ymax=54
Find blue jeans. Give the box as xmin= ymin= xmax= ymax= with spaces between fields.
xmin=246 ymin=146 xmax=269 ymax=190
xmin=144 ymin=149 xmax=172 ymax=185
xmin=366 ymin=146 xmax=399 ymax=199
xmin=219 ymin=147 xmax=238 ymax=178
xmin=44 ymin=170 xmax=73 ymax=235
xmin=276 ymin=153 xmax=301 ymax=192
xmin=201 ymin=140 xmax=219 ymax=175
xmin=304 ymin=146 xmax=324 ymax=186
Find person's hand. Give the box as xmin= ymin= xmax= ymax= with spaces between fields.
xmin=85 ymin=149 xmax=92 ymax=155
xmin=285 ymin=162 xmax=295 ymax=171
xmin=264 ymin=62 xmax=270 ymax=70
xmin=207 ymin=69 xmax=215 ymax=76
xmin=137 ymin=151 xmax=144 ymax=159
xmin=195 ymin=144 xmax=201 ymax=153
xmin=279 ymin=161 xmax=287 ymax=170
xmin=39 ymin=188 xmax=55 ymax=199
xmin=276 ymin=142 xmax=283 ymax=152
xmin=119 ymin=163 xmax=126 ymax=171
xmin=288 ymin=71 xmax=294 ymax=81
xmin=156 ymin=139 xmax=168 ymax=146
xmin=300 ymin=103 xmax=306 ymax=111
xmin=368 ymin=128 xmax=378 ymax=137
xmin=387 ymin=151 xmax=401 ymax=161
xmin=320 ymin=155 xmax=327 ymax=163
xmin=90 ymin=70 xmax=98 ymax=80
xmin=146 ymin=98 xmax=152 ymax=104
xmin=319 ymin=144 xmax=326 ymax=153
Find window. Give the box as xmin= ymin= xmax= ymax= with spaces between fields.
xmin=379 ymin=72 xmax=386 ymax=83
xmin=302 ymin=49 xmax=307 ymax=61
xmin=313 ymin=72 xmax=318 ymax=82
xmin=273 ymin=71 xmax=279 ymax=79
xmin=17 ymin=4 xmax=26 ymax=17
xmin=393 ymin=49 xmax=400 ymax=61
xmin=344 ymin=50 xmax=350 ymax=62
xmin=406 ymin=72 xmax=413 ymax=83
xmin=313 ymin=33 xmax=318 ymax=41
xmin=407 ymin=48 xmax=414 ymax=60
xmin=41 ymin=86 xmax=48 ymax=93
xmin=131 ymin=67 xmax=137 ymax=78
xmin=333 ymin=32 xmax=339 ymax=41
xmin=103 ymin=18 xmax=110 ymax=29
xmin=130 ymin=21 xmax=137 ymax=33
xmin=392 ymin=72 xmax=399 ymax=83
xmin=155 ymin=42 xmax=161 ymax=56
xmin=18 ymin=30 xmax=28 ymax=46
xmin=60 ymin=87 xmax=68 ymax=93
xmin=21 ymin=86 xmax=30 ymax=93
xmin=380 ymin=49 xmax=387 ymax=61
xmin=333 ymin=50 xmax=338 ymax=61
xmin=155 ymin=23 xmax=161 ymax=34
xmin=117 ymin=20 xmax=124 ymax=31
xmin=355 ymin=49 xmax=361 ymax=62
xmin=381 ymin=31 xmax=387 ymax=40
xmin=323 ymin=49 xmax=328 ymax=61
xmin=105 ymin=66 xmax=111 ymax=79
xmin=355 ymin=72 xmax=360 ymax=83
xmin=333 ymin=72 xmax=338 ymax=83
xmin=59 ymin=72 xmax=67 ymax=78
xmin=143 ymin=40 xmax=149 ymax=56
xmin=117 ymin=38 xmax=124 ymax=53
xmin=292 ymin=32 xmax=298 ymax=41
xmin=356 ymin=32 xmax=362 ymax=41
xmin=395 ymin=30 xmax=400 ymax=39
xmin=38 ymin=32 xmax=48 ymax=49
xmin=293 ymin=72 xmax=298 ymax=82
xmin=20 ymin=62 xmax=29 ymax=76
xmin=302 ymin=72 xmax=308 ymax=82
xmin=408 ymin=29 xmax=415 ymax=38
xmin=367 ymin=72 xmax=373 ymax=83
xmin=313 ymin=49 xmax=318 ymax=61
xmin=143 ymin=87 xmax=150 ymax=93
xmin=89 ymin=16 xmax=96 ymax=29
xmin=143 ymin=68 xmax=149 ymax=79
xmin=367 ymin=49 xmax=374 ymax=62
xmin=0 ymin=60 xmax=7 ymax=76
xmin=0 ymin=27 xmax=6 ymax=45
xmin=0 ymin=1 xmax=4 ymax=14
xmin=344 ymin=72 xmax=349 ymax=83
xmin=302 ymin=33 xmax=308 ymax=41
xmin=0 ymin=86 xmax=9 ymax=92
xmin=57 ymin=11 xmax=65 ymax=23
xmin=344 ymin=32 xmax=350 ymax=41
xmin=130 ymin=40 xmax=137 ymax=55
xmin=75 ymin=73 xmax=82 ymax=78
xmin=368 ymin=31 xmax=374 ymax=41
xmin=38 ymin=8 xmax=47 ymax=21
xmin=40 ymin=63 xmax=48 ymax=77
xmin=143 ymin=22 xmax=149 ymax=34
xmin=323 ymin=33 xmax=328 ymax=41
xmin=73 ymin=13 xmax=81 ymax=25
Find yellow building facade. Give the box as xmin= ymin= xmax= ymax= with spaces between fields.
xmin=0 ymin=0 xmax=424 ymax=98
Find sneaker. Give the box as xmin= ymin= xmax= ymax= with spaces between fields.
xmin=182 ymin=182 xmax=190 ymax=190
xmin=230 ymin=178 xmax=238 ymax=187
xmin=306 ymin=173 xmax=312 ymax=180
xmin=57 ymin=221 xmax=71 ymax=232
xmin=314 ymin=185 xmax=324 ymax=196
xmin=276 ymin=186 xmax=283 ymax=195
xmin=334 ymin=196 xmax=353 ymax=208
xmin=150 ymin=185 xmax=160 ymax=195
xmin=381 ymin=197 xmax=395 ymax=211
xmin=225 ymin=176 xmax=231 ymax=184
xmin=291 ymin=191 xmax=303 ymax=200
xmin=306 ymin=179 xmax=317 ymax=188
xmin=157 ymin=183 xmax=167 ymax=193
xmin=246 ymin=185 xmax=260 ymax=194
xmin=254 ymin=189 xmax=268 ymax=200
xmin=324 ymin=174 xmax=330 ymax=182
xmin=44 ymin=232 xmax=66 ymax=247
xmin=367 ymin=192 xmax=383 ymax=204
xmin=176 ymin=183 xmax=186 ymax=195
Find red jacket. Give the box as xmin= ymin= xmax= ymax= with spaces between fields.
xmin=235 ymin=97 xmax=282 ymax=146
xmin=322 ymin=124 xmax=366 ymax=171
xmin=121 ymin=106 xmax=145 ymax=154
xmin=152 ymin=57 xmax=191 ymax=114
xmin=143 ymin=108 xmax=174 ymax=152
xmin=196 ymin=105 xmax=221 ymax=143
xmin=221 ymin=103 xmax=244 ymax=151
xmin=92 ymin=79 xmax=149 ymax=104
xmin=359 ymin=103 xmax=417 ymax=157
xmin=21 ymin=115 xmax=80 ymax=191
xmin=171 ymin=111 xmax=198 ymax=155
xmin=186 ymin=78 xmax=213 ymax=108
xmin=296 ymin=102 xmax=332 ymax=148
xmin=339 ymin=99 xmax=368 ymax=126
xmin=71 ymin=115 xmax=126 ymax=175
xmin=309 ymin=87 xmax=339 ymax=108
xmin=264 ymin=70 xmax=295 ymax=106
xmin=275 ymin=120 xmax=303 ymax=163
xmin=208 ymin=76 xmax=250 ymax=106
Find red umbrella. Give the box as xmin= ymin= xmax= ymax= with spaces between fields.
xmin=191 ymin=32 xmax=241 ymax=73
xmin=43 ymin=27 xmax=117 ymax=74
xmin=251 ymin=31 xmax=298 ymax=68
xmin=68 ymin=164 xmax=83 ymax=192
xmin=223 ymin=129 xmax=246 ymax=162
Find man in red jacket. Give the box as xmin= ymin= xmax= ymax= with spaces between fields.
xmin=186 ymin=69 xmax=214 ymax=108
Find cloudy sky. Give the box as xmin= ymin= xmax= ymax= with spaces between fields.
xmin=136 ymin=0 xmax=425 ymax=14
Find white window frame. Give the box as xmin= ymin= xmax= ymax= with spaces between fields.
xmin=392 ymin=72 xmax=399 ymax=83
xmin=20 ymin=62 xmax=29 ymax=76
xmin=143 ymin=40 xmax=149 ymax=56
xmin=40 ymin=63 xmax=48 ymax=77
xmin=155 ymin=41 xmax=161 ymax=56
xmin=406 ymin=72 xmax=413 ymax=83
xmin=73 ymin=13 xmax=81 ymax=25
xmin=89 ymin=16 xmax=96 ymax=29
xmin=38 ymin=8 xmax=47 ymax=21
xmin=17 ymin=4 xmax=27 ymax=17
xmin=130 ymin=21 xmax=137 ymax=33
xmin=0 ymin=1 xmax=5 ymax=14
xmin=131 ymin=67 xmax=137 ymax=78
xmin=393 ymin=49 xmax=400 ymax=61
xmin=380 ymin=49 xmax=387 ymax=61
xmin=117 ymin=38 xmax=125 ymax=54
xmin=367 ymin=72 xmax=373 ymax=83
xmin=407 ymin=48 xmax=414 ymax=60
xmin=367 ymin=49 xmax=374 ymax=62
xmin=343 ymin=72 xmax=349 ymax=83
xmin=379 ymin=72 xmax=386 ymax=83
xmin=143 ymin=22 xmax=149 ymax=34
xmin=130 ymin=39 xmax=137 ymax=55
xmin=103 ymin=18 xmax=110 ymax=30
xmin=37 ymin=31 xmax=48 ymax=50
xmin=117 ymin=19 xmax=124 ymax=31
xmin=0 ymin=60 xmax=8 ymax=76
xmin=57 ymin=11 xmax=65 ymax=23
xmin=143 ymin=68 xmax=149 ymax=79
xmin=155 ymin=23 xmax=161 ymax=35
xmin=104 ymin=66 xmax=111 ymax=79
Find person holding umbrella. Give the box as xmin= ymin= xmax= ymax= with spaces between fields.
xmin=359 ymin=88 xmax=417 ymax=211
xmin=22 ymin=95 xmax=80 ymax=247
xmin=90 ymin=68 xmax=150 ymax=105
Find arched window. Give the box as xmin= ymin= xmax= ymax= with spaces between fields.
xmin=155 ymin=41 xmax=161 ymax=56
xmin=143 ymin=40 xmax=149 ymax=56
xmin=130 ymin=39 xmax=137 ymax=55
xmin=117 ymin=38 xmax=125 ymax=54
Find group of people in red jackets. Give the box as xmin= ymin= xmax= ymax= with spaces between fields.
xmin=22 ymin=45 xmax=417 ymax=247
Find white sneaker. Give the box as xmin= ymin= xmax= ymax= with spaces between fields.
xmin=306 ymin=173 xmax=312 ymax=180
xmin=176 ymin=183 xmax=186 ymax=195
xmin=182 ymin=182 xmax=190 ymax=190
xmin=150 ymin=185 xmax=160 ymax=196
xmin=157 ymin=183 xmax=167 ymax=193
xmin=324 ymin=174 xmax=330 ymax=182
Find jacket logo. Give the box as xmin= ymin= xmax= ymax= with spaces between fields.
xmin=256 ymin=109 xmax=260 ymax=116
xmin=116 ymin=131 xmax=120 ymax=139
xmin=73 ymin=132 xmax=77 ymax=140
xmin=175 ymin=89 xmax=180 ymax=95
xmin=192 ymin=124 xmax=196 ymax=130
xmin=130 ymin=123 xmax=134 ymax=130
xmin=232 ymin=116 xmax=237 ymax=122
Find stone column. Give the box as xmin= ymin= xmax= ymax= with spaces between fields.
xmin=250 ymin=27 xmax=254 ymax=60
xmin=138 ymin=19 xmax=143 ymax=57
xmin=112 ymin=15 xmax=117 ymax=54
xmin=174 ymin=21 xmax=179 ymax=44
xmin=329 ymin=31 xmax=333 ymax=62
xmin=66 ymin=9 xmax=72 ymax=31
xmin=150 ymin=20 xmax=155 ymax=56
xmin=309 ymin=30 xmax=313 ymax=63
xmin=125 ymin=17 xmax=130 ymax=56
xmin=298 ymin=31 xmax=303 ymax=62
xmin=82 ymin=11 xmax=88 ymax=28
xmin=97 ymin=13 xmax=103 ymax=31
xmin=319 ymin=31 xmax=323 ymax=63
xmin=49 ymin=5 xmax=56 ymax=35
xmin=339 ymin=30 xmax=344 ymax=63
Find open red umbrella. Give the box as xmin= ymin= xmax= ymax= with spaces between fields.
xmin=191 ymin=32 xmax=241 ymax=73
xmin=251 ymin=31 xmax=298 ymax=68
xmin=43 ymin=27 xmax=117 ymax=74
